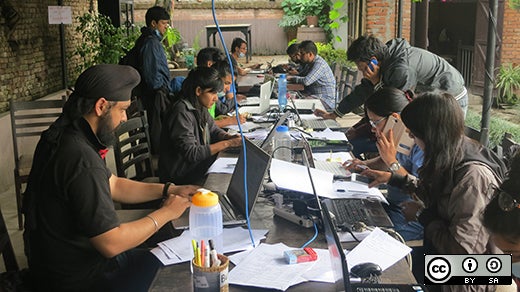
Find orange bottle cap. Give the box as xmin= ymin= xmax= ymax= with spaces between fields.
xmin=192 ymin=190 xmax=219 ymax=207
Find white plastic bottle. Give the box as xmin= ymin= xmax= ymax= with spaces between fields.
xmin=277 ymin=73 xmax=287 ymax=112
xmin=189 ymin=190 xmax=223 ymax=252
xmin=272 ymin=125 xmax=292 ymax=162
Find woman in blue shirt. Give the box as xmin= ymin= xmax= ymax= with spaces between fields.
xmin=345 ymin=87 xmax=424 ymax=240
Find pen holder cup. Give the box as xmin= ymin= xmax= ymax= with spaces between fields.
xmin=192 ymin=254 xmax=229 ymax=292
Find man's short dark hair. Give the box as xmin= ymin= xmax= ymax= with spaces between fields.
xmin=347 ymin=35 xmax=386 ymax=62
xmin=145 ymin=6 xmax=170 ymax=27
xmin=299 ymin=40 xmax=317 ymax=55
xmin=286 ymin=43 xmax=300 ymax=55
xmin=196 ymin=47 xmax=225 ymax=67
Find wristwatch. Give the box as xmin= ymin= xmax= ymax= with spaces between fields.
xmin=388 ymin=161 xmax=401 ymax=173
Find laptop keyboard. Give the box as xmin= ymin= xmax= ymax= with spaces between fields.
xmin=355 ymin=288 xmax=400 ymax=292
xmin=303 ymin=119 xmax=340 ymax=129
xmin=332 ymin=200 xmax=369 ymax=225
xmin=314 ymin=160 xmax=348 ymax=176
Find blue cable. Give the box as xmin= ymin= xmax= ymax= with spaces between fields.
xmin=300 ymin=219 xmax=318 ymax=249
xmin=211 ymin=0 xmax=255 ymax=248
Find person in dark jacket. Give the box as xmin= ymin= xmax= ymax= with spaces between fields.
xmin=314 ymin=35 xmax=468 ymax=157
xmin=158 ymin=67 xmax=243 ymax=185
xmin=128 ymin=6 xmax=172 ymax=154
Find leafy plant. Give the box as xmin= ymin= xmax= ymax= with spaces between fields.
xmin=496 ymin=63 xmax=520 ymax=105
xmin=315 ymin=42 xmax=352 ymax=67
xmin=279 ymin=0 xmax=307 ymax=28
xmin=465 ymin=110 xmax=520 ymax=148
xmin=509 ymin=0 xmax=520 ymax=10
xmin=74 ymin=12 xmax=139 ymax=74
xmin=162 ymin=26 xmax=182 ymax=61
xmin=301 ymin=0 xmax=326 ymax=16
xmin=327 ymin=0 xmax=349 ymax=42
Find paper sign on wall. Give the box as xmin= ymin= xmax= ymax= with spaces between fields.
xmin=48 ymin=6 xmax=72 ymax=24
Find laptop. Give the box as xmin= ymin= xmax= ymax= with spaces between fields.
xmin=172 ymin=139 xmax=271 ymax=229
xmin=289 ymin=97 xmax=341 ymax=130
xmin=251 ymin=111 xmax=291 ymax=151
xmin=238 ymin=81 xmax=273 ymax=115
xmin=300 ymin=137 xmax=393 ymax=229
xmin=300 ymin=136 xmax=350 ymax=177
xmin=321 ymin=200 xmax=426 ymax=292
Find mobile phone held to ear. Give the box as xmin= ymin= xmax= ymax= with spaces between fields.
xmin=382 ymin=117 xmax=415 ymax=156
xmin=368 ymin=59 xmax=378 ymax=71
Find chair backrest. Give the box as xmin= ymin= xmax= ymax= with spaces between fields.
xmin=464 ymin=125 xmax=482 ymax=144
xmin=0 ymin=205 xmax=19 ymax=272
xmin=9 ymin=98 xmax=66 ymax=170
xmin=113 ymin=114 xmax=155 ymax=181
xmin=495 ymin=132 xmax=520 ymax=165
xmin=336 ymin=66 xmax=360 ymax=105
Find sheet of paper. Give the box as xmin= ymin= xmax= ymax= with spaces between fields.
xmin=328 ymin=181 xmax=389 ymax=204
xmin=207 ymin=157 xmax=238 ymax=174
xmin=345 ymin=227 xmax=412 ymax=271
xmin=270 ymin=158 xmax=335 ymax=197
xmin=313 ymin=151 xmax=353 ymax=163
xmin=310 ymin=128 xmax=349 ymax=141
xmin=224 ymin=121 xmax=262 ymax=132
xmin=151 ymin=227 xmax=268 ymax=265
xmin=228 ymin=243 xmax=316 ymax=290
xmin=230 ymin=247 xmax=336 ymax=283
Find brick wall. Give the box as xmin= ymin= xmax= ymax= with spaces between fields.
xmin=363 ymin=0 xmax=411 ymax=42
xmin=501 ymin=5 xmax=520 ymax=66
xmin=0 ymin=0 xmax=92 ymax=112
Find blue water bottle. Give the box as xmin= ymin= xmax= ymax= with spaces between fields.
xmin=277 ymin=74 xmax=287 ymax=112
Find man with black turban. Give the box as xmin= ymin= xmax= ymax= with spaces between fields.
xmin=23 ymin=64 xmax=199 ymax=291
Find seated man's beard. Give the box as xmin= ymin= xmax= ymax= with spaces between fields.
xmin=97 ymin=111 xmax=118 ymax=147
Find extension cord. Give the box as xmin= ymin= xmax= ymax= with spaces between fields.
xmin=273 ymin=206 xmax=314 ymax=228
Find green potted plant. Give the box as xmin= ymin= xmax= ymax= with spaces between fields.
xmin=300 ymin=0 xmax=326 ymax=26
xmin=279 ymin=0 xmax=307 ymax=40
xmin=496 ymin=63 xmax=520 ymax=106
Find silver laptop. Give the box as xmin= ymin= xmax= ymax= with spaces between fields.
xmin=289 ymin=97 xmax=341 ymax=130
xmin=239 ymin=81 xmax=273 ymax=115
xmin=300 ymin=136 xmax=350 ymax=177
xmin=172 ymin=139 xmax=271 ymax=229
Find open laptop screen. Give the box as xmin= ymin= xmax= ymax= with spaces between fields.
xmin=226 ymin=139 xmax=271 ymax=218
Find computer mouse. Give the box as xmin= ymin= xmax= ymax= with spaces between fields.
xmin=350 ymin=262 xmax=382 ymax=278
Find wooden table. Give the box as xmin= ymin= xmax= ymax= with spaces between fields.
xmin=206 ymin=24 xmax=252 ymax=63
xmin=148 ymin=172 xmax=417 ymax=291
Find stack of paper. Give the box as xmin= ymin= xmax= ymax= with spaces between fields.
xmin=151 ymin=227 xmax=268 ymax=266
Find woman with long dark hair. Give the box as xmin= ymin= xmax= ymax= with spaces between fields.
xmin=365 ymin=91 xmax=505 ymax=291
xmin=158 ymin=67 xmax=242 ymax=185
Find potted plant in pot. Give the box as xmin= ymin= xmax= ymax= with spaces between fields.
xmin=300 ymin=0 xmax=326 ymax=27
xmin=279 ymin=0 xmax=307 ymax=41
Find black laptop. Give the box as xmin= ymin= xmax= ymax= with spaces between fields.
xmin=172 ymin=139 xmax=271 ymax=229
xmin=321 ymin=199 xmax=427 ymax=292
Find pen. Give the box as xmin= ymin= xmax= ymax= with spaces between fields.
xmin=205 ymin=244 xmax=210 ymax=268
xmin=191 ymin=239 xmax=198 ymax=265
xmin=200 ymin=240 xmax=205 ymax=267
xmin=209 ymin=239 xmax=220 ymax=267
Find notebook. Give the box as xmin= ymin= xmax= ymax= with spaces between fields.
xmin=238 ymin=81 xmax=273 ymax=115
xmin=172 ymin=139 xmax=271 ymax=229
xmin=289 ymin=97 xmax=341 ymax=130
xmin=321 ymin=200 xmax=426 ymax=292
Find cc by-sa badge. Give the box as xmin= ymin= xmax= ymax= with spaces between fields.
xmin=426 ymin=257 xmax=451 ymax=283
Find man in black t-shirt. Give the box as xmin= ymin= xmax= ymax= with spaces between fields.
xmin=23 ymin=64 xmax=198 ymax=291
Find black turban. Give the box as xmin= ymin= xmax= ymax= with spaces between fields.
xmin=73 ymin=64 xmax=140 ymax=101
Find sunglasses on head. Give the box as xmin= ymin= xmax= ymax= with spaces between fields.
xmin=488 ymin=184 xmax=520 ymax=212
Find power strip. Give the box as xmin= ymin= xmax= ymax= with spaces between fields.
xmin=273 ymin=206 xmax=315 ymax=228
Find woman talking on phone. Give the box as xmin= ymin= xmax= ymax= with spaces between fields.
xmin=363 ymin=91 xmax=505 ymax=291
xmin=345 ymin=87 xmax=423 ymax=241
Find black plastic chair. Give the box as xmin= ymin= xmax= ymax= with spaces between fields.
xmin=9 ymin=97 xmax=65 ymax=229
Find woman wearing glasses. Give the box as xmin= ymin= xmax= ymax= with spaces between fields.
xmin=483 ymin=151 xmax=520 ymax=287
xmin=345 ymin=87 xmax=424 ymax=241
xmin=370 ymin=91 xmax=506 ymax=291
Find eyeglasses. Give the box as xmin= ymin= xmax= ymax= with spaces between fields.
xmin=369 ymin=116 xmax=387 ymax=128
xmin=488 ymin=184 xmax=520 ymax=211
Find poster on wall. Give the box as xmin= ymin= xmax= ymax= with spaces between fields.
xmin=48 ymin=6 xmax=72 ymax=25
